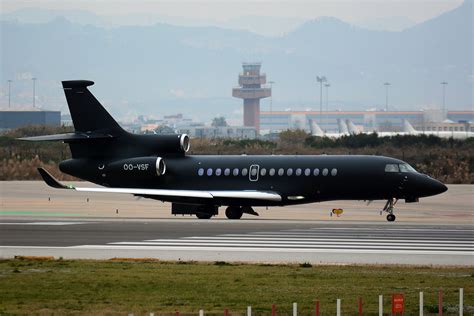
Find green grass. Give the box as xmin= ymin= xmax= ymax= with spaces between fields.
xmin=0 ymin=259 xmax=472 ymax=315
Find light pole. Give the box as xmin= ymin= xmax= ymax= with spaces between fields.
xmin=268 ymin=81 xmax=275 ymax=113
xmin=7 ymin=80 xmax=12 ymax=108
xmin=325 ymin=83 xmax=331 ymax=112
xmin=32 ymin=77 xmax=37 ymax=108
xmin=317 ymin=76 xmax=327 ymax=124
xmin=324 ymin=83 xmax=330 ymax=129
xmin=441 ymin=81 xmax=448 ymax=118
xmin=384 ymin=82 xmax=391 ymax=111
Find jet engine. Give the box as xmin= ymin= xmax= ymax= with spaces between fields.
xmin=144 ymin=134 xmax=190 ymax=154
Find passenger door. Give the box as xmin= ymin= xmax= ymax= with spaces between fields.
xmin=249 ymin=164 xmax=259 ymax=182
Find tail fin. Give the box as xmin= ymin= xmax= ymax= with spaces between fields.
xmin=403 ymin=119 xmax=417 ymax=134
xmin=62 ymin=80 xmax=125 ymax=135
xmin=346 ymin=119 xmax=361 ymax=135
xmin=308 ymin=119 xmax=325 ymax=137
xmin=337 ymin=118 xmax=349 ymax=134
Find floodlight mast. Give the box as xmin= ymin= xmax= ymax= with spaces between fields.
xmin=32 ymin=77 xmax=37 ymax=108
xmin=268 ymin=81 xmax=275 ymax=113
xmin=317 ymin=76 xmax=327 ymax=125
xmin=384 ymin=82 xmax=391 ymax=111
xmin=7 ymin=80 xmax=12 ymax=108
xmin=441 ymin=81 xmax=448 ymax=118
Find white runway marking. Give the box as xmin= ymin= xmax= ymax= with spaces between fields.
xmin=0 ymin=222 xmax=88 ymax=226
xmin=99 ymin=227 xmax=473 ymax=255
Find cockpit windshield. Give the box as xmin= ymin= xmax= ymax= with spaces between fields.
xmin=385 ymin=163 xmax=417 ymax=173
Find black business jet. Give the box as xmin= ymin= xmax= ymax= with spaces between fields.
xmin=22 ymin=80 xmax=447 ymax=221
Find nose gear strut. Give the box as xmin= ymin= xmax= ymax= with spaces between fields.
xmin=383 ymin=198 xmax=398 ymax=222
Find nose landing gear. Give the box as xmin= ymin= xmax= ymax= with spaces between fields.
xmin=383 ymin=198 xmax=398 ymax=222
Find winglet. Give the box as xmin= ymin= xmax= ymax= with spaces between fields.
xmin=37 ymin=168 xmax=74 ymax=189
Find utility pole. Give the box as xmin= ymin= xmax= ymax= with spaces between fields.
xmin=384 ymin=82 xmax=391 ymax=111
xmin=32 ymin=77 xmax=37 ymax=108
xmin=317 ymin=76 xmax=327 ymax=125
xmin=441 ymin=81 xmax=448 ymax=119
xmin=268 ymin=81 xmax=275 ymax=113
xmin=7 ymin=80 xmax=12 ymax=108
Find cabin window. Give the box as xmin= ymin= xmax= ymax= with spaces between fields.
xmin=250 ymin=168 xmax=258 ymax=176
xmin=295 ymin=168 xmax=302 ymax=176
xmin=269 ymin=168 xmax=276 ymax=176
xmin=261 ymin=168 xmax=267 ymax=176
xmin=278 ymin=168 xmax=284 ymax=176
xmin=242 ymin=168 xmax=248 ymax=176
xmin=207 ymin=168 xmax=213 ymax=176
xmin=304 ymin=168 xmax=311 ymax=176
xmin=198 ymin=168 xmax=204 ymax=176
xmin=233 ymin=168 xmax=239 ymax=176
xmin=331 ymin=168 xmax=338 ymax=176
xmin=215 ymin=168 xmax=222 ymax=176
xmin=287 ymin=168 xmax=294 ymax=176
xmin=224 ymin=168 xmax=230 ymax=176
xmin=385 ymin=164 xmax=399 ymax=172
xmin=313 ymin=168 xmax=320 ymax=176
xmin=322 ymin=168 xmax=329 ymax=176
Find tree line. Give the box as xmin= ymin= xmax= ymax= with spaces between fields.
xmin=1 ymin=126 xmax=472 ymax=183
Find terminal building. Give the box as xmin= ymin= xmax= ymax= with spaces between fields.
xmin=0 ymin=110 xmax=61 ymax=130
xmin=177 ymin=126 xmax=257 ymax=139
xmin=260 ymin=110 xmax=474 ymax=133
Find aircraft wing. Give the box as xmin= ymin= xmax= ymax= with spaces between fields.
xmin=37 ymin=168 xmax=282 ymax=201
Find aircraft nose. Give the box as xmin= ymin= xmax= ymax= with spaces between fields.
xmin=425 ymin=177 xmax=448 ymax=196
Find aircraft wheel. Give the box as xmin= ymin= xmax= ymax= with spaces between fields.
xmin=225 ymin=206 xmax=243 ymax=220
xmin=386 ymin=214 xmax=396 ymax=222
xmin=196 ymin=212 xmax=213 ymax=219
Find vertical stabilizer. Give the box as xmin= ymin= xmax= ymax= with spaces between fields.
xmin=346 ymin=119 xmax=361 ymax=135
xmin=403 ymin=120 xmax=417 ymax=134
xmin=62 ymin=80 xmax=125 ymax=135
xmin=338 ymin=119 xmax=349 ymax=134
xmin=309 ymin=119 xmax=325 ymax=137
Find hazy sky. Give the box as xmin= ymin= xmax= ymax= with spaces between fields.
xmin=2 ymin=0 xmax=463 ymax=24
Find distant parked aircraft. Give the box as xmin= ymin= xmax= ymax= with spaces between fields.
xmin=343 ymin=119 xmax=473 ymax=139
xmin=403 ymin=120 xmax=474 ymax=139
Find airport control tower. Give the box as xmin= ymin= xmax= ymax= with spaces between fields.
xmin=232 ymin=62 xmax=271 ymax=133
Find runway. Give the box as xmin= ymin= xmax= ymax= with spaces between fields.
xmin=0 ymin=219 xmax=472 ymax=265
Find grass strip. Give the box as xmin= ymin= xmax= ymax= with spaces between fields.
xmin=0 ymin=259 xmax=472 ymax=315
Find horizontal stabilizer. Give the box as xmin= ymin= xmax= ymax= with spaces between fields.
xmin=19 ymin=132 xmax=114 ymax=142
xmin=37 ymin=168 xmax=282 ymax=201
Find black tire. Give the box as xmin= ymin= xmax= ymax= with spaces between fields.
xmin=196 ymin=212 xmax=213 ymax=219
xmin=225 ymin=206 xmax=243 ymax=220
xmin=386 ymin=214 xmax=396 ymax=222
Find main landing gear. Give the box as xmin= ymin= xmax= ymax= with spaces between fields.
xmin=225 ymin=206 xmax=259 ymax=220
xmin=383 ymin=198 xmax=398 ymax=222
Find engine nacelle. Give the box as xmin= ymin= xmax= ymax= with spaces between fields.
xmin=141 ymin=134 xmax=190 ymax=154
xmin=107 ymin=156 xmax=166 ymax=178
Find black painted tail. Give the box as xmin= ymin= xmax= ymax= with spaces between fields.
xmin=62 ymin=80 xmax=125 ymax=135
xmin=20 ymin=80 xmax=127 ymax=158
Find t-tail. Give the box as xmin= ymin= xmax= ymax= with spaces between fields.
xmin=19 ymin=80 xmax=127 ymax=158
xmin=20 ymin=80 xmax=190 ymax=163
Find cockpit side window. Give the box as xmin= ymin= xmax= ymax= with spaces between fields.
xmin=399 ymin=164 xmax=409 ymax=172
xmin=385 ymin=164 xmax=399 ymax=172
xmin=399 ymin=163 xmax=417 ymax=173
